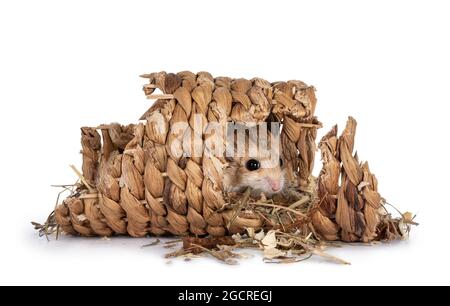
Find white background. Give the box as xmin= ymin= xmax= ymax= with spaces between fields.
xmin=0 ymin=0 xmax=449 ymax=286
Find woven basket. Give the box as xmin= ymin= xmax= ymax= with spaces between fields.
xmin=53 ymin=71 xmax=403 ymax=242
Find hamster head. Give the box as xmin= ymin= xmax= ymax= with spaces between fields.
xmin=224 ymin=123 xmax=286 ymax=197
xmin=225 ymin=156 xmax=286 ymax=197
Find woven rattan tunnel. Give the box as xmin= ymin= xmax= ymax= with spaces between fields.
xmin=53 ymin=71 xmax=405 ymax=241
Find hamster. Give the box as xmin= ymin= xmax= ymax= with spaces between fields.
xmin=223 ymin=124 xmax=286 ymax=197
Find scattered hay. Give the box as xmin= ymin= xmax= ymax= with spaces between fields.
xmin=140 ymin=197 xmax=414 ymax=265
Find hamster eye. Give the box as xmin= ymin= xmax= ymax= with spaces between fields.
xmin=279 ymin=158 xmax=283 ymax=167
xmin=245 ymin=159 xmax=260 ymax=171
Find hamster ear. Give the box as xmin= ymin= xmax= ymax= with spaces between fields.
xmin=224 ymin=159 xmax=241 ymax=173
xmin=225 ymin=156 xmax=234 ymax=163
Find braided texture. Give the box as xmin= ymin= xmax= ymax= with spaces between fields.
xmin=311 ymin=117 xmax=384 ymax=242
xmin=54 ymin=71 xmax=319 ymax=237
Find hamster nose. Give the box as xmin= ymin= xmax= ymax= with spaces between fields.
xmin=266 ymin=178 xmax=281 ymax=192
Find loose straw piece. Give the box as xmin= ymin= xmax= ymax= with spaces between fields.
xmin=146 ymin=94 xmax=174 ymax=100
xmin=79 ymin=193 xmax=99 ymax=199
xmin=288 ymin=196 xmax=310 ymax=210
xmin=251 ymin=202 xmax=307 ymax=218
xmin=69 ymin=165 xmax=95 ymax=193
